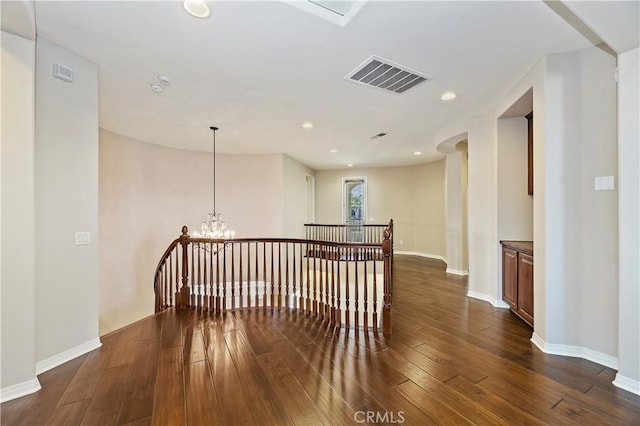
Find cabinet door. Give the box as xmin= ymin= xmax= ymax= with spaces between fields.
xmin=517 ymin=253 xmax=534 ymax=326
xmin=502 ymin=248 xmax=518 ymax=309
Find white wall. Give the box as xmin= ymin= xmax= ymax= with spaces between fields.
xmin=615 ymin=47 xmax=640 ymax=392
xmin=445 ymin=146 xmax=469 ymax=274
xmin=448 ymin=46 xmax=620 ymax=367
xmin=315 ymin=161 xmax=445 ymax=257
xmin=34 ymin=37 xmax=101 ymax=367
xmin=99 ymin=130 xmax=287 ymax=334
xmin=1 ymin=31 xmax=39 ymax=397
xmin=497 ymin=117 xmax=533 ymax=241
xmin=283 ymin=155 xmax=314 ymax=238
xmin=544 ymin=47 xmax=618 ymax=356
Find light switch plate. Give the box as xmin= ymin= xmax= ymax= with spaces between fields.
xmin=594 ymin=176 xmax=615 ymax=191
xmin=75 ymin=231 xmax=91 ymax=245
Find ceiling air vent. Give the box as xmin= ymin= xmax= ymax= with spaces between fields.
xmin=346 ymin=55 xmax=433 ymax=94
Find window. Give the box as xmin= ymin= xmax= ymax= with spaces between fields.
xmin=342 ymin=177 xmax=367 ymax=224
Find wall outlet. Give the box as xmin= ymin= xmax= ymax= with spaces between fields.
xmin=75 ymin=231 xmax=91 ymax=245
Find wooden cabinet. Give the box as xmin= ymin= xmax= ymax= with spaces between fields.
xmin=501 ymin=241 xmax=533 ymax=327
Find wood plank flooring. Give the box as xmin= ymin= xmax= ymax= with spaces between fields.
xmin=2 ymin=255 xmax=639 ymax=425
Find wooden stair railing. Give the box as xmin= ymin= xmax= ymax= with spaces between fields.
xmin=154 ymin=221 xmax=394 ymax=334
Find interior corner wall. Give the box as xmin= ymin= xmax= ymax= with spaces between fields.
xmin=616 ymin=47 xmax=640 ymax=388
xmin=544 ymin=47 xmax=618 ymax=356
xmin=445 ymin=150 xmax=467 ymax=272
xmin=99 ymin=130 xmax=285 ymax=335
xmin=34 ymin=37 xmax=100 ymax=364
xmin=283 ymin=155 xmax=314 ymax=238
xmin=464 ymin=116 xmax=499 ymax=303
xmin=1 ymin=31 xmax=38 ymax=393
xmin=497 ymin=117 xmax=533 ymax=241
xmin=314 ymin=161 xmax=446 ymax=258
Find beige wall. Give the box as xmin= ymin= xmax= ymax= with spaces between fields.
xmin=438 ymin=45 xmax=621 ymax=371
xmin=283 ymin=155 xmax=314 ymax=238
xmin=315 ymin=161 xmax=446 ymax=258
xmin=616 ymin=47 xmax=640 ymax=390
xmin=34 ymin=37 xmax=100 ymax=366
xmin=1 ymin=31 xmax=38 ymax=394
xmin=445 ymin=146 xmax=469 ymax=274
xmin=99 ymin=130 xmax=290 ymax=335
xmin=545 ymin=47 xmax=618 ymax=355
xmin=497 ymin=116 xmax=533 ymax=241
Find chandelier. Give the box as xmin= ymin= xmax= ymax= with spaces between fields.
xmin=193 ymin=126 xmax=235 ymax=239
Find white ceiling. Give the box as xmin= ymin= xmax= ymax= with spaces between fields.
xmin=30 ymin=1 xmax=632 ymax=169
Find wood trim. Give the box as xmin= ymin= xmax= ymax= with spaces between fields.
xmin=526 ymin=111 xmax=533 ymax=195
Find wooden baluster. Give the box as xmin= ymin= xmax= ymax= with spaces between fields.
xmin=354 ymin=251 xmax=359 ymax=330
xmin=363 ymin=259 xmax=369 ymax=330
xmin=230 ymin=242 xmax=235 ymax=311
xmin=330 ymin=254 xmax=336 ymax=328
xmin=215 ymin=242 xmax=221 ymax=314
xmin=278 ymin=242 xmax=283 ymax=310
xmin=313 ymin=243 xmax=318 ymax=317
xmin=305 ymin=243 xmax=311 ymax=314
xmin=373 ymin=258 xmax=378 ymax=332
xmin=191 ymin=243 xmax=202 ymax=309
xmin=299 ymin=243 xmax=304 ymax=311
xmin=209 ymin=242 xmax=214 ymax=313
xmin=168 ymin=252 xmax=173 ymax=307
xmin=177 ymin=226 xmax=190 ymax=309
xmin=345 ymin=248 xmax=350 ymax=329
xmin=322 ymin=245 xmax=327 ymax=321
xmin=291 ymin=243 xmax=297 ymax=311
xmin=222 ymin=241 xmax=227 ymax=313
xmin=262 ymin=242 xmax=267 ymax=311
xmin=239 ymin=243 xmax=251 ymax=309
xmin=254 ymin=242 xmax=259 ymax=309
xmin=382 ymin=228 xmax=392 ymax=335
xmin=337 ymin=246 xmax=342 ymax=329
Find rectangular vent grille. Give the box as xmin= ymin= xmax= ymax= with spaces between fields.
xmin=346 ymin=55 xmax=432 ymax=94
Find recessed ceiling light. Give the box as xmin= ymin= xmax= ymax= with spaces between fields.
xmin=302 ymin=122 xmax=314 ymax=129
xmin=150 ymin=83 xmax=163 ymax=93
xmin=441 ymin=91 xmax=457 ymax=101
xmin=347 ymin=163 xmax=353 ymax=167
xmin=414 ymin=151 xmax=422 ymax=155
xmin=330 ymin=149 xmax=338 ymax=153
xmin=183 ymin=0 xmax=210 ymax=18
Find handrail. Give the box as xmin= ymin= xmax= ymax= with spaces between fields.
xmin=154 ymin=220 xmax=394 ymax=334
xmin=304 ymin=220 xmax=393 ymax=246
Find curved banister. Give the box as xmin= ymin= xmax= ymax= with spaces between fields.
xmin=153 ymin=220 xmax=394 ymax=333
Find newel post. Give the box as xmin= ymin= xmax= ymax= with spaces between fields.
xmin=382 ymin=227 xmax=392 ymax=335
xmin=177 ymin=225 xmax=191 ymax=309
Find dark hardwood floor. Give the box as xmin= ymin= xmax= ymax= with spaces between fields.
xmin=3 ymin=255 xmax=639 ymax=425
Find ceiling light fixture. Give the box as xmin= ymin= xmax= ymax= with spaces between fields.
xmin=347 ymin=163 xmax=354 ymax=167
xmin=193 ymin=127 xmax=235 ymax=240
xmin=441 ymin=91 xmax=457 ymax=101
xmin=302 ymin=122 xmax=314 ymax=129
xmin=183 ymin=0 xmax=210 ymax=18
xmin=414 ymin=151 xmax=422 ymax=155
xmin=150 ymin=83 xmax=163 ymax=93
xmin=330 ymin=149 xmax=338 ymax=153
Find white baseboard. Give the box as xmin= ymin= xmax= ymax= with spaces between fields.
xmin=0 ymin=378 xmax=41 ymax=403
xmin=613 ymin=373 xmax=640 ymax=396
xmin=446 ymin=267 xmax=469 ymax=276
xmin=530 ymin=332 xmax=619 ymax=370
xmin=394 ymin=251 xmax=447 ymax=263
xmin=35 ymin=338 xmax=102 ymax=375
xmin=466 ymin=290 xmax=510 ymax=309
